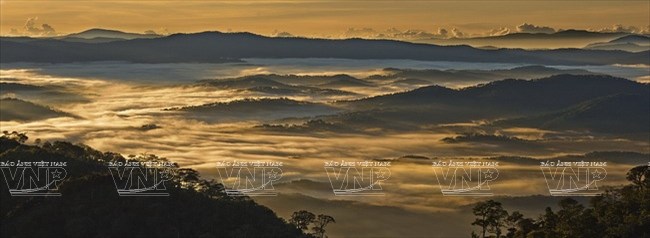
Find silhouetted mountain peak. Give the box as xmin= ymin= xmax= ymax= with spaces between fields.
xmin=80 ymin=28 xmax=129 ymax=34
xmin=410 ymin=85 xmax=458 ymax=95
xmin=66 ymin=28 xmax=160 ymax=40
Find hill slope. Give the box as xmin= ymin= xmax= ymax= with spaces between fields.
xmin=167 ymin=98 xmax=342 ymax=122
xmin=0 ymin=137 xmax=306 ymax=238
xmin=0 ymin=98 xmax=75 ymax=121
xmin=314 ymin=74 xmax=650 ymax=132
xmin=495 ymin=94 xmax=650 ymax=133
xmin=345 ymin=74 xmax=648 ymax=112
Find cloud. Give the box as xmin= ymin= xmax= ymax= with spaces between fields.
xmin=597 ymin=24 xmax=649 ymax=34
xmin=338 ymin=24 xmax=647 ymax=41
xmin=342 ymin=27 xmax=378 ymax=38
xmin=516 ymin=23 xmax=556 ymax=34
xmin=23 ymin=17 xmax=57 ymax=36
xmin=340 ymin=26 xmax=520 ymax=40
xmin=343 ymin=27 xmax=452 ymax=40
xmin=2 ymin=65 xmax=645 ymax=238
xmin=437 ymin=28 xmax=448 ymax=38
xmin=451 ymin=28 xmax=465 ymax=38
xmin=390 ymin=29 xmax=439 ymax=39
xmin=271 ymin=30 xmax=294 ymax=37
xmin=487 ymin=27 xmax=510 ymax=36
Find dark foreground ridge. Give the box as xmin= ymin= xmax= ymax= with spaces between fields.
xmin=0 ymin=135 xmax=312 ymax=238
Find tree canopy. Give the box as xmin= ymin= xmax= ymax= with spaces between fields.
xmin=471 ymin=164 xmax=650 ymax=238
xmin=0 ymin=135 xmax=316 ymax=238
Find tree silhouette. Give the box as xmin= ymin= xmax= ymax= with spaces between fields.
xmin=555 ymin=198 xmax=594 ymax=237
xmin=535 ymin=207 xmax=559 ymax=237
xmin=312 ymin=214 xmax=335 ymax=238
xmin=488 ymin=206 xmax=508 ymax=238
xmin=591 ymin=165 xmax=649 ymax=237
xmin=288 ymin=211 xmax=335 ymax=238
xmin=472 ymin=200 xmax=507 ymax=238
xmin=1 ymin=131 xmax=28 ymax=143
xmin=290 ymin=210 xmax=316 ymax=231
xmin=626 ymin=165 xmax=649 ymax=188
xmin=509 ymin=213 xmax=536 ymax=238
xmin=471 ymin=165 xmax=650 ymax=238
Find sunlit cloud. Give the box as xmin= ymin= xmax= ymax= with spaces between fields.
xmin=8 ymin=17 xmax=57 ymax=37
xmin=516 ymin=23 xmax=556 ymax=34
xmin=595 ymin=24 xmax=650 ymax=34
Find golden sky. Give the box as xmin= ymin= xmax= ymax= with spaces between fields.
xmin=1 ymin=0 xmax=649 ymax=38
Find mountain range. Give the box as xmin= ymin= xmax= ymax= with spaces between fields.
xmin=285 ymin=74 xmax=650 ymax=134
xmin=585 ymin=35 xmax=650 ymax=52
xmin=419 ymin=30 xmax=640 ymax=49
xmin=496 ymin=93 xmax=650 ymax=134
xmin=165 ymin=98 xmax=341 ymax=123
xmin=195 ymin=75 xmax=359 ymax=96
xmin=366 ymin=65 xmax=597 ymax=87
xmin=2 ymin=30 xmax=648 ymax=65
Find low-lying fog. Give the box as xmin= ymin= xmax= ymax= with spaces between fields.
xmin=1 ymin=59 xmax=648 ymax=237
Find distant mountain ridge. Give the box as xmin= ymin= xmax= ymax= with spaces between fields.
xmin=418 ymin=30 xmax=637 ymax=49
xmin=367 ymin=65 xmax=597 ymax=87
xmin=1 ymin=31 xmax=648 ymax=65
xmin=585 ymin=35 xmax=650 ymax=52
xmin=64 ymin=28 xmax=161 ymax=40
